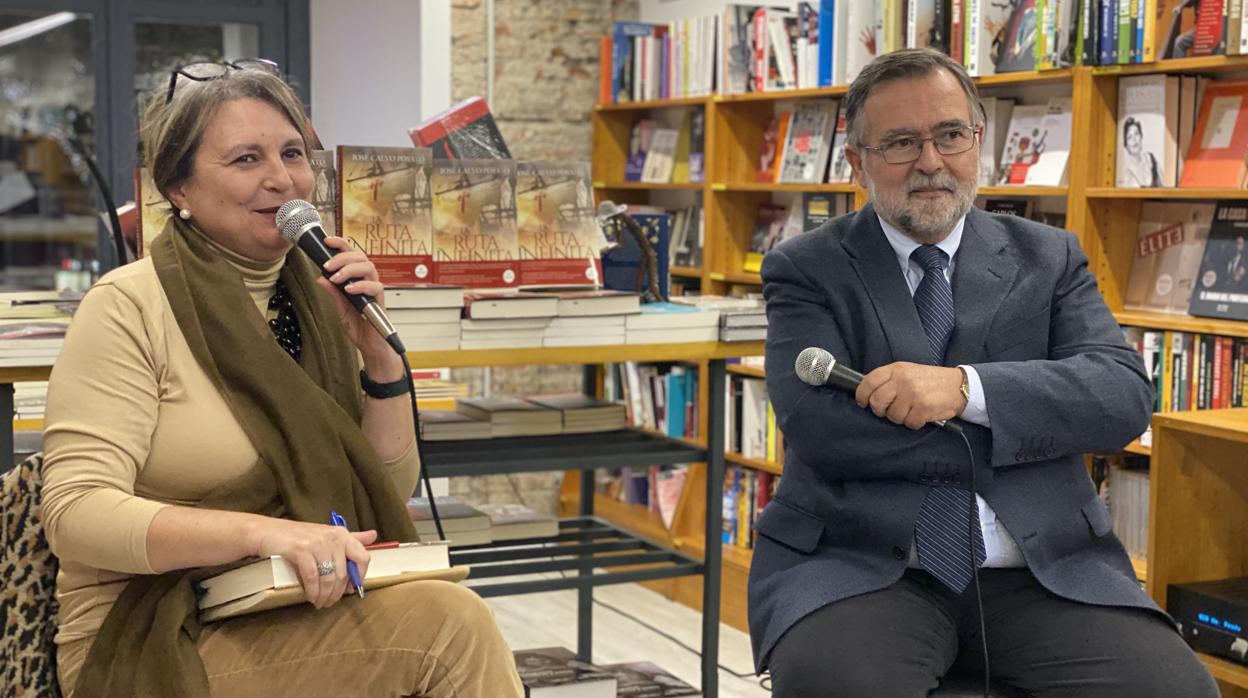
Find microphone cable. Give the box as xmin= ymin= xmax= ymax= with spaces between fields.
xmin=956 ymin=427 xmax=990 ymax=698
xmin=399 ymin=351 xmax=445 ymax=541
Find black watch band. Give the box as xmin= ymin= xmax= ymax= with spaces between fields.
xmin=359 ymin=370 xmax=409 ymax=399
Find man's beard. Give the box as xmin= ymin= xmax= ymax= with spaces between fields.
xmin=868 ymin=171 xmax=976 ymax=244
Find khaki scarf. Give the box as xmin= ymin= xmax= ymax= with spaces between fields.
xmin=72 ymin=218 xmax=418 ymax=697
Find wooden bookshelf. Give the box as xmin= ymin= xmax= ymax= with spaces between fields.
xmin=1123 ymin=439 xmax=1151 ymax=457
xmin=707 ymin=270 xmax=762 ymax=285
xmin=977 ymin=185 xmax=1069 ymax=197
xmin=593 ymin=181 xmax=704 ymax=191
xmin=1091 ymin=53 xmax=1248 ymax=77
xmin=670 ymin=265 xmax=702 ymax=278
xmin=726 ymin=364 xmax=765 ymax=379
xmin=709 ymin=182 xmax=860 ymax=193
xmin=1130 ymin=556 xmax=1148 ymax=584
xmin=712 ymin=85 xmax=850 ymax=103
xmin=725 ymin=451 xmax=783 ymax=476
xmin=1085 ymin=187 xmax=1248 ymax=200
xmin=1113 ymin=310 xmax=1248 ymax=339
xmin=0 ymin=366 xmax=52 ymax=383
xmin=972 ymin=67 xmax=1074 ymax=86
xmin=596 ymin=95 xmax=708 ymax=112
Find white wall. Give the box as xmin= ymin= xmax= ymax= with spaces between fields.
xmin=309 ymin=0 xmax=452 ymax=149
xmin=638 ymin=0 xmax=798 ymax=24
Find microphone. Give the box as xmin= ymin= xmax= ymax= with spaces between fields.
xmin=794 ymin=347 xmax=963 ymax=434
xmin=276 ymin=200 xmax=406 ymax=355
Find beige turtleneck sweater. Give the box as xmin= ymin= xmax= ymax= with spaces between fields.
xmin=41 ymin=238 xmax=421 ymax=686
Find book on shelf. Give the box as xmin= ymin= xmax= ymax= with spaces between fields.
xmin=670 ymin=205 xmax=704 ymax=268
xmin=625 ymin=119 xmax=655 ymax=182
xmin=1189 ymin=0 xmax=1225 ymax=57
xmin=755 ymin=112 xmax=791 ymax=183
xmin=195 ymin=541 xmax=453 ymax=619
xmin=1124 ymin=201 xmax=1213 ymax=315
xmin=455 ymin=396 xmax=563 ymax=437
xmin=641 ymin=128 xmax=680 ymax=183
xmin=1156 ymin=0 xmax=1198 ymax=60
xmin=992 ymin=0 xmax=1037 ymax=73
xmin=408 ymin=97 xmax=511 ymax=159
xmin=743 ymin=202 xmax=789 ymax=273
xmin=612 ymin=22 xmax=659 ymax=103
xmin=514 ymin=161 xmax=603 ymax=287
xmin=337 ymin=145 xmax=434 ymax=285
xmin=515 ymin=288 xmax=641 ymax=317
xmin=598 ymin=661 xmax=701 ymax=697
xmin=1021 ymin=97 xmax=1073 ymax=186
xmin=996 ymin=103 xmax=1053 ymax=186
xmin=308 ymin=150 xmax=338 ymax=236
xmin=601 ymin=205 xmax=672 ymax=301
xmin=778 ymin=100 xmax=838 ymax=184
xmin=1189 ymin=201 xmax=1248 ymax=321
xmin=514 ymin=647 xmax=617 ymax=698
xmin=430 ymin=159 xmax=521 ymax=287
xmin=1179 ymin=79 xmax=1248 ymax=188
xmin=964 ymin=0 xmax=1013 ymax=76
xmin=1117 ymin=75 xmax=1180 ymax=188
xmin=418 ymin=409 xmax=494 ymax=441
xmin=982 ymin=198 xmax=1033 ymax=218
xmin=524 ymin=393 xmax=629 ymax=433
xmin=979 ymin=97 xmax=1015 ymax=188
xmin=406 ymin=496 xmax=493 ymax=545
xmin=462 ymin=291 xmax=559 ymax=319
xmin=476 ymin=504 xmax=560 ymax=541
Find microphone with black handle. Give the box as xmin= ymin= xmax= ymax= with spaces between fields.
xmin=276 ymin=200 xmax=406 ymax=355
xmin=794 ymin=347 xmax=963 ymax=434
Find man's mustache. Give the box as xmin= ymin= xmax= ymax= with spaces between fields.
xmin=906 ymin=175 xmax=960 ymax=193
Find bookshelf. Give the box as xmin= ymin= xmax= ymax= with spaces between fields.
xmin=591 ymin=55 xmax=1248 ymax=689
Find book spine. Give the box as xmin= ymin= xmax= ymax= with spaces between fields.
xmin=819 ymin=0 xmax=835 ymax=86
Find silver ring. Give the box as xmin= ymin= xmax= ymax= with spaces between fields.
xmin=317 ymin=560 xmax=335 ymax=576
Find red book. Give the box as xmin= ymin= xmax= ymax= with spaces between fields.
xmin=1179 ymin=80 xmax=1248 ymax=188
xmin=599 ymin=35 xmax=613 ymax=104
xmin=408 ymin=97 xmax=511 ymax=159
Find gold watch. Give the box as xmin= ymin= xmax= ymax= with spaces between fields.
xmin=958 ymin=367 xmax=971 ymax=403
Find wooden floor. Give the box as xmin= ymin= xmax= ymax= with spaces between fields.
xmin=479 ymin=576 xmax=771 ymax=698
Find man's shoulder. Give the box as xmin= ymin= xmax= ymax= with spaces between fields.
xmin=771 ymin=211 xmax=856 ymax=260
xmin=969 ymin=208 xmax=1076 ymax=257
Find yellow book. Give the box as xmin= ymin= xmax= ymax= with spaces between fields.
xmin=766 ymin=401 xmax=777 ymax=464
xmin=1161 ymin=330 xmax=1176 ymax=412
xmin=1142 ymin=0 xmax=1158 ymax=62
xmin=671 ymin=112 xmax=692 ymax=184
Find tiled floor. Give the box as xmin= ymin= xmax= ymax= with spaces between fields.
xmin=482 ymin=577 xmax=771 ymax=697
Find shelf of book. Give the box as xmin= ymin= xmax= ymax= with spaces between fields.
xmin=592 ymin=181 xmax=704 ymax=191
xmin=711 ymin=85 xmax=851 ymax=104
xmin=1085 ymin=187 xmax=1248 ymax=200
xmin=670 ymin=265 xmax=702 ymax=278
xmin=726 ymin=364 xmax=765 ymax=379
xmin=1123 ymin=439 xmax=1150 ymax=457
xmin=1112 ymin=310 xmax=1248 ymax=340
xmin=421 ymin=429 xmax=705 ymax=478
xmin=710 ymin=182 xmax=860 ymax=193
xmin=405 ymin=342 xmax=765 ymax=370
xmin=1092 ymin=54 xmax=1248 ymax=78
xmin=973 ymin=68 xmax=1074 ymax=87
xmin=977 ymin=185 xmax=1069 ymax=197
xmin=595 ymin=95 xmax=709 ymax=112
xmin=724 ymin=451 xmax=783 ymax=476
xmin=707 ymin=270 xmax=762 ymax=286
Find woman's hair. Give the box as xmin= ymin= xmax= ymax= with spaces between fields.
xmin=140 ymin=67 xmax=314 ymax=200
xmin=1122 ymin=116 xmax=1143 ymax=140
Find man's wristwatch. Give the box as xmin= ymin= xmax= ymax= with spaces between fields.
xmin=359 ymin=370 xmax=410 ymax=399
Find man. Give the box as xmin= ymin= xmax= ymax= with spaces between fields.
xmin=752 ymin=49 xmax=1218 ymax=697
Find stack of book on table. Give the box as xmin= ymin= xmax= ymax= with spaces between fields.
xmin=460 ymin=291 xmax=558 ymax=349
xmin=524 ymin=393 xmax=628 ymax=433
xmin=624 ymin=302 xmax=720 ymax=344
xmin=599 ymin=660 xmax=701 ymax=697
xmin=671 ymin=295 xmax=766 ymax=342
xmin=417 ymin=409 xmax=494 ymax=441
xmin=195 ymin=541 xmax=454 ymax=621
xmin=406 ymin=496 xmax=492 ymax=546
xmin=514 ymin=646 xmax=617 ymax=697
xmin=385 ymin=284 xmax=464 ymax=352
xmin=475 ymin=503 xmax=559 ymax=541
xmin=526 ymin=288 xmax=639 ymax=347
xmin=455 ymin=396 xmax=563 ymax=437
xmin=0 ymin=291 xmax=79 ymax=367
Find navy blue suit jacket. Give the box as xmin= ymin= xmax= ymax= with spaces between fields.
xmin=749 ymin=204 xmax=1163 ymax=672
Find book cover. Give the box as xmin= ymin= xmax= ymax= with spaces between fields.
xmin=979 ymin=97 xmax=1016 ymax=187
xmin=778 ymin=100 xmax=838 ymax=183
xmin=625 ymin=119 xmax=656 ymax=182
xmin=825 ymin=105 xmax=852 ymax=183
xmin=337 ymin=145 xmax=433 ymax=285
xmin=966 ymin=0 xmax=1015 ymax=76
xmin=996 ymin=103 xmax=1050 ymax=184
xmin=514 ymin=161 xmax=603 ymax=287
xmin=744 ymin=203 xmax=789 ymax=273
xmin=1116 ymin=75 xmax=1180 ymax=187
xmin=755 ymin=113 xmax=786 ymax=182
xmin=843 ymin=1 xmax=877 ymax=83
xmin=1179 ymin=80 xmax=1248 ymax=188
xmin=1022 ymin=97 xmax=1074 ymax=185
xmin=308 ymin=150 xmax=338 ymax=237
xmin=430 ymin=159 xmax=520 ymax=288
xmin=1190 ymin=0 xmax=1224 ymax=56
xmin=688 ymin=109 xmax=706 ymax=182
xmin=515 ymin=647 xmax=618 ymax=697
xmin=641 ymin=127 xmax=680 ymax=183
xmin=802 ymin=191 xmax=837 ymax=230
xmin=602 ymin=206 xmax=671 ymax=300
xmin=599 ymin=660 xmax=701 ymax=696
xmin=1189 ymin=202 xmax=1248 ymax=321
xmin=408 ymin=97 xmax=511 ymax=159
xmin=1125 ymin=201 xmax=1215 ymax=314
xmin=994 ymin=0 xmax=1039 ymax=73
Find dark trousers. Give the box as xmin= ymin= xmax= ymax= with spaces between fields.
xmin=767 ymin=568 xmax=1219 ymax=698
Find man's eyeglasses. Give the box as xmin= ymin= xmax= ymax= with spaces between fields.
xmin=165 ymin=58 xmax=281 ymax=104
xmin=859 ymin=125 xmax=982 ymax=165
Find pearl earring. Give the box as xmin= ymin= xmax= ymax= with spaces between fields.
xmin=179 ymin=209 xmax=191 ymax=220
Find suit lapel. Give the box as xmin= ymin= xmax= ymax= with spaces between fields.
xmin=841 ymin=204 xmax=933 ymax=366
xmin=945 ymin=209 xmax=1019 ymax=366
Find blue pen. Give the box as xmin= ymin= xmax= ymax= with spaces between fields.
xmin=330 ymin=510 xmax=366 ymax=599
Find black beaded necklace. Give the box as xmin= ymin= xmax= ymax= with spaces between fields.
xmin=267 ymin=278 xmax=302 ymax=363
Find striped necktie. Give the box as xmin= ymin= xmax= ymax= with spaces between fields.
xmin=910 ymin=244 xmax=986 ymax=593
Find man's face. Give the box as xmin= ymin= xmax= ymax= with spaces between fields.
xmin=845 ymin=69 xmax=980 ymax=244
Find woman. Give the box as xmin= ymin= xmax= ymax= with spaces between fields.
xmin=40 ymin=61 xmax=523 ymax=697
xmin=1120 ymin=117 xmax=1161 ymax=187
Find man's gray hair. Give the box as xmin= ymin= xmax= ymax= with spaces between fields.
xmin=844 ymin=48 xmax=984 ymax=147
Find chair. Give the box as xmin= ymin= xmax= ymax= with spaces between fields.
xmin=1 ymin=452 xmax=64 ymax=698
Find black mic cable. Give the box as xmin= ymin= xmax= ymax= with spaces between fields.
xmin=796 ymin=347 xmax=989 ymax=697
xmin=277 ymin=200 xmax=444 ymax=541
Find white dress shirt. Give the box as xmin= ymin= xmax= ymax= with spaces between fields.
xmin=876 ymin=214 xmax=1026 ymax=568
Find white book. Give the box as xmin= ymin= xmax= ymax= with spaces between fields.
xmin=1117 ymin=75 xmax=1180 ymax=188
xmin=543 ymin=334 xmax=627 ymax=347
xmin=391 ymin=321 xmax=460 ymax=338
xmin=767 ymin=13 xmax=797 ymax=89
xmin=740 ymin=378 xmax=769 ymax=458
xmin=832 ymin=0 xmax=850 ymax=85
xmin=995 ymin=104 xmax=1050 ymax=185
xmin=543 ymin=325 xmax=626 ymax=338
xmin=641 ymin=128 xmax=679 ymax=183
xmin=626 ymin=326 xmax=720 ymax=344
xmin=459 ymin=337 xmax=544 ymax=349
xmin=397 ymin=334 xmax=459 ymax=351
xmin=843 ymin=3 xmax=875 ymax=83
xmin=779 ymin=100 xmax=837 ymax=183
xmin=547 ymin=315 xmax=626 ymax=329
xmin=461 ymin=317 xmax=550 ymax=331
xmin=979 ymin=97 xmax=1015 ymax=187
xmin=1023 ymin=97 xmax=1074 ymax=186
xmin=383 ymin=284 xmax=464 ymax=310
xmin=825 ymin=104 xmax=852 ymax=183
xmin=966 ymin=0 xmax=1011 ymax=77
xmin=388 ymin=307 xmax=463 ymax=324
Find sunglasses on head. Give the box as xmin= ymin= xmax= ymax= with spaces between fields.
xmin=165 ymin=58 xmax=281 ymax=104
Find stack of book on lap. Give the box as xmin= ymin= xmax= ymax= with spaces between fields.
xmin=672 ymin=295 xmax=766 ymax=342
xmin=524 ymin=393 xmax=628 ymax=433
xmin=195 ymin=541 xmax=455 ymax=622
xmin=460 ymin=292 xmax=559 ymax=349
xmin=525 ymin=288 xmax=639 ymax=347
xmin=476 ymin=503 xmax=559 ymax=541
xmin=417 ymin=409 xmax=493 ymax=441
xmin=624 ymin=302 xmax=720 ymax=344
xmin=386 ymin=284 xmax=464 ymax=351
xmin=406 ymin=496 xmax=492 ymax=546
xmin=600 ymin=660 xmax=701 ymax=696
xmin=455 ymin=397 xmax=563 ymax=437
xmin=513 ymin=647 xmax=617 ymax=697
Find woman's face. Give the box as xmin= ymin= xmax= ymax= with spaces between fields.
xmin=1125 ymin=124 xmax=1142 ymax=155
xmin=167 ymin=98 xmax=314 ymax=260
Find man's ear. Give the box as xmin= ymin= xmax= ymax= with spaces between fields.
xmin=845 ymin=145 xmax=867 ymax=189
